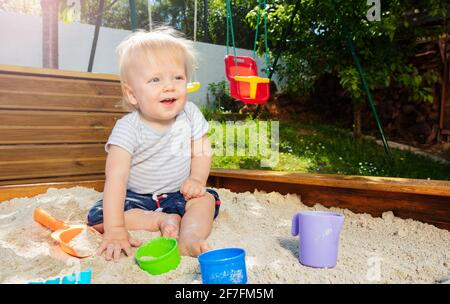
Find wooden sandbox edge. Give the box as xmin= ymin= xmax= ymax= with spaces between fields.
xmin=1 ymin=169 xmax=449 ymax=230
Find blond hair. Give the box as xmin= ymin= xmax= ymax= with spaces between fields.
xmin=116 ymin=26 xmax=198 ymax=111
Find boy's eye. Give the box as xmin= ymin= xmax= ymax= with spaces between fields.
xmin=175 ymin=75 xmax=185 ymax=80
xmin=148 ymin=77 xmax=159 ymax=83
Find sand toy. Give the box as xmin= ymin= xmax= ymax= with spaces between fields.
xmin=29 ymin=269 xmax=92 ymax=284
xmin=33 ymin=207 xmax=99 ymax=258
xmin=135 ymin=237 xmax=181 ymax=275
xmin=291 ymin=211 xmax=345 ymax=268
xmin=198 ymin=248 xmax=247 ymax=284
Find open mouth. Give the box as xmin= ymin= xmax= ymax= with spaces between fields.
xmin=160 ymin=98 xmax=176 ymax=105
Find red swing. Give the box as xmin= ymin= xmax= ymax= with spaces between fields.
xmin=224 ymin=55 xmax=270 ymax=104
xmin=224 ymin=0 xmax=270 ymax=105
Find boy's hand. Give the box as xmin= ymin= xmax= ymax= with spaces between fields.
xmin=180 ymin=177 xmax=206 ymax=200
xmin=96 ymin=226 xmax=142 ymax=261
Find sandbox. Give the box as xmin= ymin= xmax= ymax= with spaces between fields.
xmin=1 ymin=186 xmax=449 ymax=284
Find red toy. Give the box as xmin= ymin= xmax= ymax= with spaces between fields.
xmin=224 ymin=55 xmax=270 ymax=104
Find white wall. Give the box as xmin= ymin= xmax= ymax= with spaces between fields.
xmin=0 ymin=11 xmax=272 ymax=105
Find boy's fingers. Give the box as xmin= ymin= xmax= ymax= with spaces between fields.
xmin=121 ymin=241 xmax=132 ymax=257
xmin=198 ymin=187 xmax=206 ymax=196
xmin=192 ymin=187 xmax=205 ymax=198
xmin=113 ymin=244 xmax=122 ymax=261
xmin=129 ymin=237 xmax=142 ymax=247
xmin=180 ymin=182 xmax=188 ymax=194
xmin=95 ymin=242 xmax=107 ymax=256
xmin=186 ymin=185 xmax=192 ymax=194
xmin=105 ymin=244 xmax=114 ymax=261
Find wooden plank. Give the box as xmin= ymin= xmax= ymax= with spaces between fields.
xmin=0 ymin=174 xmax=105 ymax=187
xmin=0 ymin=144 xmax=106 ymax=180
xmin=0 ymin=110 xmax=120 ymax=144
xmin=0 ymin=144 xmax=105 ymax=161
xmin=0 ymin=180 xmax=105 ymax=202
xmin=0 ymin=90 xmax=127 ymax=113
xmin=0 ymin=158 xmax=105 ymax=181
xmin=0 ymin=64 xmax=120 ymax=81
xmin=209 ymin=169 xmax=450 ymax=197
xmin=0 ymin=110 xmax=120 ymax=127
xmin=0 ymin=128 xmax=112 ymax=144
xmin=0 ymin=74 xmax=122 ymax=96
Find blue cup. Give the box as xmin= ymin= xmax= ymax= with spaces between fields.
xmin=198 ymin=248 xmax=247 ymax=284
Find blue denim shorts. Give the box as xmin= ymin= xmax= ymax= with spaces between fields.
xmin=87 ymin=189 xmax=221 ymax=226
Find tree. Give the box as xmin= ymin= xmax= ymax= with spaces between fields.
xmin=203 ymin=0 xmax=210 ymax=42
xmin=40 ymin=0 xmax=60 ymax=68
xmin=252 ymin=0 xmax=448 ymax=139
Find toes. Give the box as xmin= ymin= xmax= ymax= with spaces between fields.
xmin=162 ymin=224 xmax=179 ymax=238
xmin=160 ymin=214 xmax=181 ymax=238
xmin=187 ymin=241 xmax=210 ymax=257
xmin=200 ymin=242 xmax=211 ymax=253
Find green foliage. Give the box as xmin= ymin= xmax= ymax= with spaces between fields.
xmin=207 ymin=80 xmax=244 ymax=113
xmin=209 ymin=118 xmax=450 ymax=180
xmin=249 ymin=0 xmax=449 ymax=104
xmin=198 ymin=104 xmax=223 ymax=121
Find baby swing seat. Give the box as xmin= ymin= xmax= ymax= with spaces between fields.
xmin=224 ymin=55 xmax=270 ymax=104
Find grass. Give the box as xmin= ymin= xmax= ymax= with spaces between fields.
xmin=205 ymin=115 xmax=450 ymax=181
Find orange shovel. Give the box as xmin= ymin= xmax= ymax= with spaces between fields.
xmin=34 ymin=207 xmax=98 ymax=258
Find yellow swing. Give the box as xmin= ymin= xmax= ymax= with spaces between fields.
xmin=187 ymin=0 xmax=201 ymax=93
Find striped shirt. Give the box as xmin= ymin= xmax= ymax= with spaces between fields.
xmin=105 ymin=101 xmax=209 ymax=194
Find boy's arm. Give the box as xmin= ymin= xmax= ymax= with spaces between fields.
xmin=189 ymin=134 xmax=212 ymax=185
xmin=180 ymin=134 xmax=212 ymax=199
xmin=96 ymin=145 xmax=141 ymax=261
xmin=102 ymin=145 xmax=131 ymax=229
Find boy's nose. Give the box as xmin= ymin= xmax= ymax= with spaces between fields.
xmin=163 ymin=80 xmax=175 ymax=92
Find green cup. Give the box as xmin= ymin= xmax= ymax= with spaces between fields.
xmin=135 ymin=237 xmax=181 ymax=275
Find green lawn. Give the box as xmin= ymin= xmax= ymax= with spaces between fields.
xmin=206 ymin=116 xmax=450 ymax=181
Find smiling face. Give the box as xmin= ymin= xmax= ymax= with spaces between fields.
xmin=122 ymin=48 xmax=188 ymax=128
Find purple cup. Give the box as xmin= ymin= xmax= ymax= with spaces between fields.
xmin=291 ymin=211 xmax=344 ymax=268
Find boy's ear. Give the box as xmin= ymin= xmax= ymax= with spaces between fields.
xmin=122 ymin=83 xmax=138 ymax=106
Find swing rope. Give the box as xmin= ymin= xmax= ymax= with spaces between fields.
xmin=252 ymin=0 xmax=269 ymax=77
xmin=226 ymin=0 xmax=237 ymax=59
xmin=226 ymin=0 xmax=269 ymax=76
xmin=192 ymin=0 xmax=199 ymax=83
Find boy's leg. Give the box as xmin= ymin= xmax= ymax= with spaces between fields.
xmin=178 ymin=193 xmax=216 ymax=257
xmin=92 ymin=209 xmax=181 ymax=238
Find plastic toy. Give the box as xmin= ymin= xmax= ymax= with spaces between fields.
xmin=197 ymin=248 xmax=247 ymax=284
xmin=224 ymin=0 xmax=270 ymax=104
xmin=224 ymin=55 xmax=270 ymax=104
xmin=187 ymin=81 xmax=201 ymax=93
xmin=29 ymin=269 xmax=92 ymax=284
xmin=291 ymin=211 xmax=345 ymax=268
xmin=135 ymin=237 xmax=181 ymax=275
xmin=33 ymin=207 xmax=97 ymax=258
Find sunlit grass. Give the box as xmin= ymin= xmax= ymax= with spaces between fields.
xmin=206 ymin=115 xmax=450 ymax=181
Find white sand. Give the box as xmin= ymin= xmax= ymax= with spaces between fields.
xmin=0 ymin=186 xmax=449 ymax=284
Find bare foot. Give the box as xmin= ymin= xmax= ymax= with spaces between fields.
xmin=91 ymin=223 xmax=104 ymax=234
xmin=159 ymin=214 xmax=181 ymax=238
xmin=179 ymin=239 xmax=211 ymax=257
